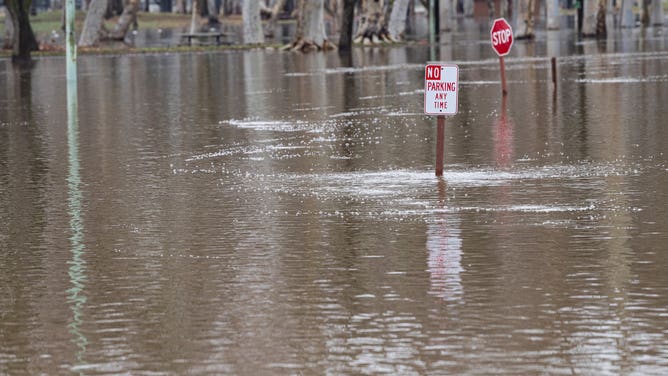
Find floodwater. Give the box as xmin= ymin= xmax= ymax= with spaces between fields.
xmin=2 ymin=20 xmax=668 ymax=375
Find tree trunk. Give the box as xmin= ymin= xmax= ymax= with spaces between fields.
xmin=265 ymin=0 xmax=288 ymax=37
xmin=106 ymin=0 xmax=124 ymax=17
xmin=106 ymin=0 xmax=140 ymax=40
xmin=176 ymin=0 xmax=186 ymax=13
xmin=463 ymin=0 xmax=473 ymax=17
xmin=582 ymin=0 xmax=598 ymax=36
xmin=500 ymin=0 xmax=508 ymax=18
xmin=159 ymin=0 xmax=173 ymax=12
xmin=4 ymin=14 xmax=14 ymax=50
xmin=388 ymin=0 xmax=410 ymax=39
xmin=582 ymin=0 xmax=606 ymax=36
xmin=651 ymin=0 xmax=665 ymax=25
xmin=190 ymin=0 xmax=199 ymax=32
xmin=620 ymin=0 xmax=634 ymax=27
xmin=438 ymin=0 xmax=454 ymax=32
xmin=547 ymin=0 xmax=559 ymax=29
xmin=486 ymin=0 xmax=494 ymax=18
xmin=222 ymin=0 xmax=233 ymax=15
xmin=288 ymin=0 xmax=334 ymax=51
xmin=516 ymin=0 xmax=535 ymax=39
xmin=641 ymin=0 xmax=649 ymax=26
xmin=243 ymin=0 xmax=265 ymax=43
xmin=199 ymin=0 xmax=208 ymax=17
xmin=338 ymin=0 xmax=355 ymax=51
xmin=354 ymin=0 xmax=392 ymax=44
xmin=323 ymin=0 xmax=339 ymax=34
xmin=79 ymin=0 xmax=110 ymax=46
xmin=596 ymin=0 xmax=606 ymax=36
xmin=5 ymin=0 xmax=40 ymax=64
xmin=207 ymin=0 xmax=220 ymax=23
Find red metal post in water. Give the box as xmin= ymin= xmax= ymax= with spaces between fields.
xmin=499 ymin=57 xmax=508 ymax=96
xmin=436 ymin=115 xmax=445 ymax=176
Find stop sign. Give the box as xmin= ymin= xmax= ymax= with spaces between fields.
xmin=490 ymin=18 xmax=513 ymax=56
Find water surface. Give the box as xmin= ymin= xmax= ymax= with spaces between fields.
xmin=1 ymin=22 xmax=668 ymax=375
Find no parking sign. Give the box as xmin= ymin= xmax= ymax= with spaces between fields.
xmin=424 ymin=64 xmax=459 ymax=116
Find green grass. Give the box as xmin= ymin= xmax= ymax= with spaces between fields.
xmin=0 ymin=42 xmax=284 ymax=59
xmin=0 ymin=10 xmax=293 ymax=59
xmin=0 ymin=10 xmax=193 ymax=35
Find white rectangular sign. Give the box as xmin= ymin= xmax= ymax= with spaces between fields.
xmin=424 ymin=64 xmax=459 ymax=116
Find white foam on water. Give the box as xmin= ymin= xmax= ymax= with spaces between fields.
xmin=457 ymin=204 xmax=596 ymax=213
xmin=186 ymin=145 xmax=260 ymax=162
xmin=329 ymin=111 xmax=361 ymax=118
xmin=267 ymin=145 xmax=309 ymax=151
xmin=386 ymin=112 xmax=424 ymax=117
xmin=293 ymin=164 xmax=627 ymax=199
xmin=575 ymin=75 xmax=668 ymax=84
xmin=460 ymin=80 xmax=500 ymax=86
xmin=220 ymin=119 xmax=318 ymax=133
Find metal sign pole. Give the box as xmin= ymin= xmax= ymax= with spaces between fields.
xmin=436 ymin=115 xmax=445 ymax=177
xmin=499 ymin=56 xmax=507 ymax=96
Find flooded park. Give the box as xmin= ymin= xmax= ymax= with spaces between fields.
xmin=2 ymin=12 xmax=668 ymax=375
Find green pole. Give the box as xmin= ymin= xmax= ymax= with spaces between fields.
xmin=66 ymin=0 xmax=77 ymax=86
xmin=65 ymin=0 xmax=85 ymax=366
xmin=429 ymin=0 xmax=436 ymax=50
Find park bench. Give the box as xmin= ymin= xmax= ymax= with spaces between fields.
xmin=179 ymin=32 xmax=231 ymax=46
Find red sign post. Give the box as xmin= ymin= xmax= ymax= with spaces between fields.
xmin=490 ymin=18 xmax=513 ymax=95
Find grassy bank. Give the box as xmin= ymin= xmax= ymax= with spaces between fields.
xmin=0 ymin=10 xmax=276 ymax=58
xmin=0 ymin=10 xmax=194 ymax=35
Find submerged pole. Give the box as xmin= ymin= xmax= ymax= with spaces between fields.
xmin=551 ymin=57 xmax=557 ymax=88
xmin=499 ymin=57 xmax=508 ymax=96
xmin=435 ymin=115 xmax=445 ymax=176
xmin=65 ymin=0 xmax=77 ymax=86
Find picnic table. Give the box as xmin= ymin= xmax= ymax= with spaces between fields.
xmin=179 ymin=32 xmax=231 ymax=46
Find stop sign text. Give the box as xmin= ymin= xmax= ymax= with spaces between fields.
xmin=490 ymin=18 xmax=514 ymax=57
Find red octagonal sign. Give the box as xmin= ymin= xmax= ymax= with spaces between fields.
xmin=490 ymin=18 xmax=513 ymax=57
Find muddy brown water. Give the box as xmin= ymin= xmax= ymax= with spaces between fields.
xmin=2 ymin=24 xmax=668 ymax=375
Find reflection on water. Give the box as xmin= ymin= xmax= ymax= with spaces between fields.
xmin=1 ymin=22 xmax=668 ymax=375
xmin=66 ymin=72 xmax=88 ymax=369
xmin=427 ymin=180 xmax=463 ymax=302
xmin=494 ymin=95 xmax=513 ymax=167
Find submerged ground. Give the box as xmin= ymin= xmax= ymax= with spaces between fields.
xmin=1 ymin=18 xmax=668 ymax=375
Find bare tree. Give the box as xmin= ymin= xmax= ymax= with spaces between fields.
xmin=463 ymin=0 xmax=473 ymax=17
xmin=438 ymin=0 xmax=455 ymax=32
xmin=243 ymin=0 xmax=265 ymax=43
xmin=354 ymin=0 xmax=393 ymax=44
xmin=107 ymin=0 xmax=124 ymax=18
xmin=174 ymin=0 xmax=187 ymax=13
xmin=547 ymin=0 xmax=560 ymax=29
xmin=106 ymin=0 xmax=140 ymax=40
xmin=388 ymin=0 xmax=411 ymax=39
xmin=338 ymin=0 xmax=356 ymax=51
xmin=79 ymin=0 xmax=110 ymax=46
xmin=5 ymin=0 xmax=40 ymax=64
xmin=620 ymin=0 xmax=634 ymax=27
xmin=582 ymin=0 xmax=606 ymax=37
xmin=206 ymin=0 xmax=220 ymax=24
xmin=264 ymin=0 xmax=288 ymax=38
xmin=651 ymin=0 xmax=665 ymax=26
xmin=641 ymin=0 xmax=649 ymax=26
xmin=596 ymin=0 xmax=607 ymax=36
xmin=515 ymin=0 xmax=536 ymax=39
xmin=3 ymin=15 xmax=15 ymax=50
xmin=287 ymin=0 xmax=335 ymax=51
